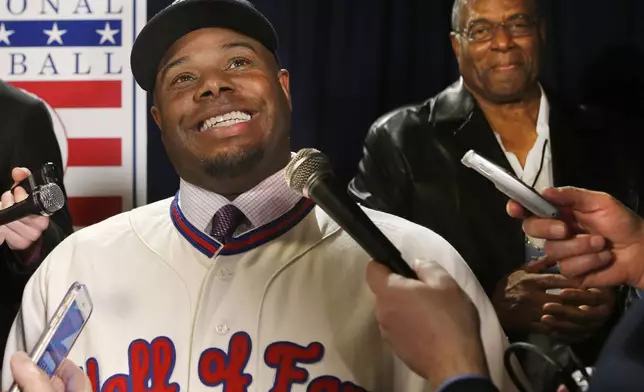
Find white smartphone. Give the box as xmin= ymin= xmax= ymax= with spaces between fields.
xmin=461 ymin=149 xmax=562 ymax=219
xmin=8 ymin=282 xmax=93 ymax=392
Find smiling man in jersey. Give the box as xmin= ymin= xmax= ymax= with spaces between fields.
xmin=2 ymin=1 xmax=518 ymax=391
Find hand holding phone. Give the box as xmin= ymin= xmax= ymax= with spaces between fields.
xmin=8 ymin=282 xmax=93 ymax=392
xmin=8 ymin=351 xmax=92 ymax=392
xmin=461 ymin=149 xmax=562 ymax=219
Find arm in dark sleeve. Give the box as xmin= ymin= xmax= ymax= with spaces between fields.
xmin=437 ymin=376 xmax=499 ymax=392
xmin=1 ymin=98 xmax=73 ymax=274
xmin=588 ymin=299 xmax=644 ymax=392
xmin=348 ymin=121 xmax=414 ymax=218
xmin=569 ymin=285 xmax=627 ymax=366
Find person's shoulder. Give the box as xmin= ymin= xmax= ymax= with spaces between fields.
xmin=313 ymin=203 xmax=448 ymax=249
xmin=367 ymin=79 xmax=474 ymax=142
xmin=361 ymin=206 xmax=461 ymax=258
xmin=61 ymin=198 xmax=173 ymax=245
xmin=0 ymin=80 xmax=44 ymax=108
xmin=35 ymin=198 xmax=174 ymax=279
xmin=369 ymin=100 xmax=432 ymax=138
xmin=364 ymin=206 xmax=440 ymax=237
xmin=374 ymin=96 xmax=431 ymax=124
xmin=368 ymin=81 xmax=468 ymax=134
xmin=358 ymin=206 xmax=483 ymax=290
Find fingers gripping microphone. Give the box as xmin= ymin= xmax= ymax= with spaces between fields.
xmin=0 ymin=183 xmax=65 ymax=226
xmin=286 ymin=148 xmax=418 ymax=279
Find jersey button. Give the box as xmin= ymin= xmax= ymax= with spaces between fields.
xmin=215 ymin=324 xmax=229 ymax=334
xmin=216 ymin=268 xmax=231 ymax=280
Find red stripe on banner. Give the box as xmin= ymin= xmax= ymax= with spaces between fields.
xmin=67 ymin=196 xmax=123 ymax=227
xmin=8 ymin=81 xmax=121 ymax=108
xmin=68 ymin=138 xmax=122 ymax=166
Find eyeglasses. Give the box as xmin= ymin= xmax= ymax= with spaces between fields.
xmin=455 ymin=15 xmax=537 ymax=42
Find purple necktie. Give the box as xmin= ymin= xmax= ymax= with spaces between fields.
xmin=210 ymin=204 xmax=246 ymax=244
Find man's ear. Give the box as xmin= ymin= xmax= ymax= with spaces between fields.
xmin=151 ymin=105 xmax=162 ymax=131
xmin=450 ymin=33 xmax=462 ymax=60
xmin=278 ymin=69 xmax=292 ymax=110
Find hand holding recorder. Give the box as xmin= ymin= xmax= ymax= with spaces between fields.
xmin=507 ymin=186 xmax=644 ymax=290
xmin=461 ymin=149 xmax=561 ymax=219
xmin=461 ymin=150 xmax=616 ymax=341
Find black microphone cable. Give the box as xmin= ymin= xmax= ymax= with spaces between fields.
xmin=504 ymin=342 xmax=591 ymax=392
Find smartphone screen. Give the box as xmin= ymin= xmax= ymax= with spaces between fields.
xmin=36 ymin=300 xmax=86 ymax=376
xmin=8 ymin=283 xmax=92 ymax=392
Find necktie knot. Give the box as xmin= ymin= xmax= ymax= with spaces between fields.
xmin=210 ymin=204 xmax=246 ymax=244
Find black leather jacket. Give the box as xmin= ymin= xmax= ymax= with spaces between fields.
xmin=350 ymin=79 xmax=641 ymax=294
xmin=349 ymin=79 xmax=641 ymax=363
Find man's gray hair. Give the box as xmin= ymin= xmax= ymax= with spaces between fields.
xmin=451 ymin=0 xmax=466 ymax=32
xmin=451 ymin=0 xmax=540 ymax=32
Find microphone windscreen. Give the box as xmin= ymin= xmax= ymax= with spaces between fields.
xmin=38 ymin=183 xmax=65 ymax=214
xmin=285 ymin=148 xmax=331 ymax=196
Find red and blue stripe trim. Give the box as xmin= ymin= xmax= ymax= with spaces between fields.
xmin=170 ymin=194 xmax=315 ymax=257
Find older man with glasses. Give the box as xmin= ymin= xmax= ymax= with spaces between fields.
xmin=349 ymin=0 xmax=643 ymax=390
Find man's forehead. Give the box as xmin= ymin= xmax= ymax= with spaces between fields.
xmin=164 ymin=28 xmax=256 ymax=57
xmin=155 ymin=28 xmax=264 ymax=78
xmin=463 ymin=0 xmax=533 ymax=20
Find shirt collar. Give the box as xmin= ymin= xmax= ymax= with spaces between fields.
xmin=178 ymin=166 xmax=302 ymax=234
xmin=537 ymin=84 xmax=550 ymax=139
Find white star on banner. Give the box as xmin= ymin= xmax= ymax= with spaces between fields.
xmin=96 ymin=22 xmax=120 ymax=45
xmin=0 ymin=23 xmax=15 ymax=45
xmin=44 ymin=22 xmax=67 ymax=45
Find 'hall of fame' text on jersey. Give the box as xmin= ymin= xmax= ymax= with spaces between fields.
xmin=83 ymin=332 xmax=367 ymax=392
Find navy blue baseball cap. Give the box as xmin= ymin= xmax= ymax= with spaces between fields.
xmin=131 ymin=0 xmax=279 ymax=93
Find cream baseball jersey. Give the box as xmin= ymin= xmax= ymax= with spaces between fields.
xmin=2 ymin=196 xmax=518 ymax=392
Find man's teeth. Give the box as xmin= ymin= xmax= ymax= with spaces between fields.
xmin=199 ymin=111 xmax=252 ymax=132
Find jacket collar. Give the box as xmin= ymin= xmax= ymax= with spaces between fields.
xmin=429 ymin=78 xmax=516 ymax=175
xmin=426 ymin=78 xmax=611 ymax=188
xmin=430 ymin=78 xmax=579 ymax=181
xmin=428 ymin=78 xmax=477 ymax=125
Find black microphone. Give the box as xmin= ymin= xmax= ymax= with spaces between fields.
xmin=285 ymin=148 xmax=418 ymax=279
xmin=0 ymin=182 xmax=65 ymax=226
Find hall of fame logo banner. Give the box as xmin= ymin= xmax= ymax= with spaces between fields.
xmin=0 ymin=0 xmax=147 ymax=228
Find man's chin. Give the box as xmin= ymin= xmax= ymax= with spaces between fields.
xmin=482 ymin=84 xmax=534 ymax=104
xmin=200 ymin=147 xmax=265 ymax=180
xmin=483 ymin=76 xmax=538 ymax=102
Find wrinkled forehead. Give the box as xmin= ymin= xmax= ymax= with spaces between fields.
xmin=461 ymin=0 xmax=536 ymax=24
